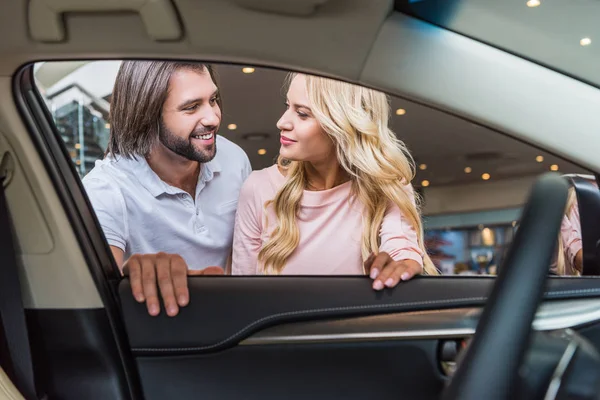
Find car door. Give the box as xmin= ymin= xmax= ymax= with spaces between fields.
xmin=3 ymin=2 xmax=600 ymax=400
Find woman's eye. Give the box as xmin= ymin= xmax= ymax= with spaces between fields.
xmin=210 ymin=97 xmax=219 ymax=105
xmin=297 ymin=112 xmax=308 ymax=118
xmin=184 ymin=104 xmax=198 ymax=112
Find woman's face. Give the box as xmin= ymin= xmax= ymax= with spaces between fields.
xmin=276 ymin=75 xmax=335 ymax=163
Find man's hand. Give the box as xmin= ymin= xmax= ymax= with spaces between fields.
xmin=364 ymin=252 xmax=422 ymax=290
xmin=122 ymin=252 xmax=224 ymax=317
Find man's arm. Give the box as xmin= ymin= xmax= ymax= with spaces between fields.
xmin=111 ymin=246 xmax=125 ymax=272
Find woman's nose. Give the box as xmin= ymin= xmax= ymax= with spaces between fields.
xmin=277 ymin=114 xmax=292 ymax=131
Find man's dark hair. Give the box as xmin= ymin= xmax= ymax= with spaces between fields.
xmin=106 ymin=61 xmax=221 ymax=158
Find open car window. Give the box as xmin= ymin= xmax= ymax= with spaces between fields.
xmin=32 ymin=60 xmax=593 ymax=277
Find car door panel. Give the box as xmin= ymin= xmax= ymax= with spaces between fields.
xmin=136 ymin=340 xmax=443 ymax=400
xmin=116 ymin=276 xmax=600 ymax=400
xmin=118 ymin=276 xmax=600 ymax=353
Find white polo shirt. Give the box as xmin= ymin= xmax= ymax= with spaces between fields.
xmin=82 ymin=135 xmax=252 ymax=270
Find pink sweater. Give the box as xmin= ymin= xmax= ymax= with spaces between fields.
xmin=231 ymin=165 xmax=424 ymax=275
xmin=560 ymin=203 xmax=582 ymax=275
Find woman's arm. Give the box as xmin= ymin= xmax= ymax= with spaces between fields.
xmin=378 ymin=184 xmax=424 ymax=267
xmin=231 ymin=173 xmax=263 ymax=275
xmin=367 ymin=185 xmax=425 ymax=289
xmin=378 ymin=202 xmax=424 ymax=267
xmin=561 ymin=204 xmax=583 ymax=274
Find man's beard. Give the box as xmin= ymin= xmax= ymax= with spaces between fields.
xmin=158 ymin=120 xmax=217 ymax=163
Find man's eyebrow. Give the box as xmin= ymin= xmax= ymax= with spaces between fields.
xmin=176 ymin=90 xmax=219 ymax=110
xmin=177 ymin=98 xmax=202 ymax=109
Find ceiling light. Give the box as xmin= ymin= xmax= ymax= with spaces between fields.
xmin=419 ymin=163 xmax=427 ymax=170
xmin=482 ymin=173 xmax=490 ymax=181
xmin=242 ymin=67 xmax=255 ymax=74
xmin=580 ymin=37 xmax=592 ymax=46
xmin=395 ymin=108 xmax=406 ymax=116
xmin=526 ymin=0 xmax=540 ymax=7
xmin=258 ymin=149 xmax=267 ymax=155
xmin=105 ymin=123 xmax=110 ymax=129
xmin=464 ymin=167 xmax=472 ymax=174
xmin=550 ymin=164 xmax=559 ymax=171
xmin=421 ymin=180 xmax=430 ymax=187
xmin=536 ymin=155 xmax=544 ymax=163
xmin=227 ymin=124 xmax=237 ymax=130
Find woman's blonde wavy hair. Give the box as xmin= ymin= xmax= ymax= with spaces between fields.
xmin=257 ymin=73 xmax=438 ymax=275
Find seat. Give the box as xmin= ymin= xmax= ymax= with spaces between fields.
xmin=0 ymin=367 xmax=24 ymax=400
xmin=562 ymin=174 xmax=600 ymax=275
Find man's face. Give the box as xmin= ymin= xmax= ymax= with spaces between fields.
xmin=159 ymin=68 xmax=221 ymax=163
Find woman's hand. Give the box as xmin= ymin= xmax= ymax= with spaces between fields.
xmin=364 ymin=252 xmax=423 ymax=290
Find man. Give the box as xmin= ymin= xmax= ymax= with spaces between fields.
xmin=83 ymin=61 xmax=251 ymax=317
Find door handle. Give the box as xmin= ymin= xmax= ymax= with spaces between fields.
xmin=28 ymin=0 xmax=183 ymax=42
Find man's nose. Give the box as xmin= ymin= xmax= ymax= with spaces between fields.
xmin=200 ymin=107 xmax=220 ymax=127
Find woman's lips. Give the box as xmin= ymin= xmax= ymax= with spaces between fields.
xmin=280 ymin=135 xmax=296 ymax=146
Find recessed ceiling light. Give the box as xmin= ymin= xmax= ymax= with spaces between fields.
xmin=258 ymin=149 xmax=267 ymax=155
xmin=419 ymin=163 xmax=427 ymax=170
xmin=421 ymin=180 xmax=430 ymax=187
xmin=242 ymin=67 xmax=255 ymax=74
xmin=464 ymin=167 xmax=472 ymax=174
xmin=536 ymin=155 xmax=544 ymax=163
xmin=526 ymin=0 xmax=540 ymax=7
xmin=482 ymin=173 xmax=491 ymax=181
xmin=227 ymin=124 xmax=237 ymax=130
xmin=580 ymin=37 xmax=592 ymax=46
xmin=550 ymin=164 xmax=559 ymax=171
xmin=395 ymin=108 xmax=406 ymax=116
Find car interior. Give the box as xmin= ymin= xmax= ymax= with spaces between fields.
xmin=2 ymin=0 xmax=600 ymax=399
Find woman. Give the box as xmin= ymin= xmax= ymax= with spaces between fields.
xmin=232 ymin=73 xmax=438 ymax=289
xmin=555 ymin=186 xmax=584 ymax=276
